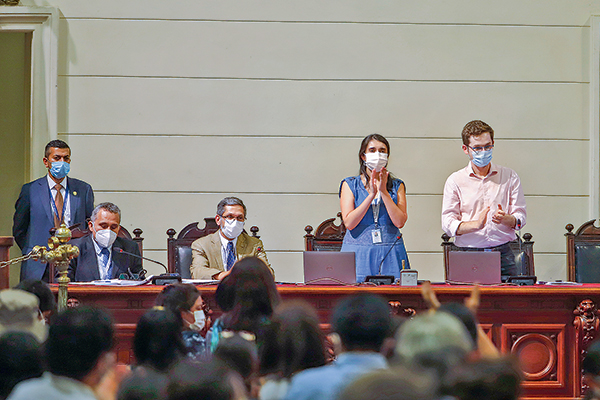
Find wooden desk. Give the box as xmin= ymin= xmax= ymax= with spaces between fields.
xmin=54 ymin=284 xmax=600 ymax=400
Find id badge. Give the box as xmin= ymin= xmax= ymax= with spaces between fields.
xmin=371 ymin=228 xmax=382 ymax=244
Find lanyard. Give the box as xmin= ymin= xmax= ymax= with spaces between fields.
xmin=372 ymin=194 xmax=381 ymax=227
xmin=48 ymin=184 xmax=69 ymax=224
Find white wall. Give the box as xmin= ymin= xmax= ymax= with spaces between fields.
xmin=16 ymin=0 xmax=600 ymax=282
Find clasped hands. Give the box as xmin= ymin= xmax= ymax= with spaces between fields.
xmin=366 ymin=168 xmax=389 ymax=198
xmin=476 ymin=204 xmax=516 ymax=229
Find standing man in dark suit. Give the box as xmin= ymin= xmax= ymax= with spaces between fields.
xmin=13 ymin=140 xmax=94 ymax=282
xmin=68 ymin=202 xmax=144 ymax=282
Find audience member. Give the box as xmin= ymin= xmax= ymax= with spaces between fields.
xmin=395 ymin=312 xmax=474 ymax=365
xmin=133 ymin=308 xmax=186 ymax=373
xmin=68 ymin=202 xmax=144 ymax=281
xmin=0 ymin=289 xmax=47 ymax=342
xmin=214 ymin=334 xmax=260 ymax=398
xmin=210 ymin=256 xmax=280 ymax=352
xmin=14 ymin=279 xmax=57 ymax=323
xmin=442 ymin=357 xmax=522 ymax=400
xmin=155 ymin=283 xmax=212 ymax=361
xmin=583 ymin=340 xmax=600 ymax=400
xmin=117 ymin=367 xmax=168 ymax=400
xmin=259 ymin=300 xmax=326 ymax=400
xmin=0 ymin=332 xmax=43 ymax=400
xmin=283 ymin=294 xmax=391 ymax=400
xmin=8 ymin=306 xmax=115 ymax=400
xmin=168 ymin=359 xmax=248 ymax=400
xmin=338 ymin=365 xmax=436 ymax=400
xmin=191 ymin=196 xmax=271 ymax=280
xmin=13 ymin=139 xmax=94 ymax=281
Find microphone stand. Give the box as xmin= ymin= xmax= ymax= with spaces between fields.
xmin=113 ymin=247 xmax=181 ymax=285
xmin=365 ymin=233 xmax=402 ymax=286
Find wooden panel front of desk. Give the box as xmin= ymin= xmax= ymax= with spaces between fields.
xmin=53 ymin=285 xmax=600 ymax=400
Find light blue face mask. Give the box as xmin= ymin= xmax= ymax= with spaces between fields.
xmin=49 ymin=161 xmax=70 ymax=179
xmin=471 ymin=149 xmax=493 ymax=168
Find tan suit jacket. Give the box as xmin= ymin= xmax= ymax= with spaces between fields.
xmin=190 ymin=231 xmax=272 ymax=279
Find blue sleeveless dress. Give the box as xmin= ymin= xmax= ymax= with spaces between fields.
xmin=339 ymin=176 xmax=410 ymax=283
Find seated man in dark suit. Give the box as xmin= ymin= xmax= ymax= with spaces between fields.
xmin=190 ymin=196 xmax=271 ymax=280
xmin=68 ymin=202 xmax=144 ymax=281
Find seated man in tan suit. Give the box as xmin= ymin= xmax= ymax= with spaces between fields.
xmin=190 ymin=197 xmax=271 ymax=280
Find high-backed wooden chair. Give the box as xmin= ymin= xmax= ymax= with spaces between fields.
xmin=49 ymin=222 xmax=144 ymax=283
xmin=441 ymin=232 xmax=535 ymax=280
xmin=304 ymin=212 xmax=347 ymax=251
xmin=166 ymin=218 xmax=260 ymax=278
xmin=566 ymin=220 xmax=600 ymax=282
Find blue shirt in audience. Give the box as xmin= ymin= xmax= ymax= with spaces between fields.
xmin=283 ymin=352 xmax=387 ymax=400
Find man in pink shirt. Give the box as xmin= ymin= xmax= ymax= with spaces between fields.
xmin=442 ymin=120 xmax=527 ymax=279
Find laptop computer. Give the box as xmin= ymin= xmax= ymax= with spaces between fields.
xmin=447 ymin=251 xmax=501 ymax=284
xmin=303 ymin=251 xmax=356 ymax=285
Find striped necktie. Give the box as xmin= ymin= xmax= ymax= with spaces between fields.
xmin=226 ymin=241 xmax=236 ymax=271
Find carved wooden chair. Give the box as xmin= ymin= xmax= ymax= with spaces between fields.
xmin=166 ymin=218 xmax=260 ymax=278
xmin=565 ymin=220 xmax=600 ymax=282
xmin=304 ymin=212 xmax=347 ymax=251
xmin=441 ymin=232 xmax=535 ymax=280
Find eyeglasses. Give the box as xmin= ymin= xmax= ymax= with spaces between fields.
xmin=468 ymin=144 xmax=494 ymax=153
xmin=220 ymin=214 xmax=245 ymax=222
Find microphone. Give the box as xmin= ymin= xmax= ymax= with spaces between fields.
xmin=113 ymin=247 xmax=168 ymax=273
xmin=364 ymin=233 xmax=402 ymax=286
xmin=377 ymin=233 xmax=402 ymax=275
xmin=113 ymin=247 xmax=182 ymax=285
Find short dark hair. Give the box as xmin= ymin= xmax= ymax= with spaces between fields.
xmin=155 ymin=284 xmax=201 ymax=327
xmin=260 ymin=300 xmax=326 ymax=378
xmin=117 ymin=367 xmax=169 ymax=400
xmin=461 ymin=120 xmax=494 ymax=146
xmin=214 ymin=334 xmax=258 ymax=387
xmin=46 ymin=306 xmax=114 ymax=380
xmin=332 ymin=294 xmax=391 ymax=352
xmin=44 ymin=139 xmax=70 ymax=158
xmin=91 ymin=202 xmax=121 ymax=222
xmin=443 ymin=357 xmax=522 ymax=400
xmin=584 ymin=340 xmax=600 ymax=376
xmin=168 ymin=359 xmax=242 ymax=400
xmin=0 ymin=332 xmax=43 ymax=398
xmin=14 ymin=279 xmax=56 ymax=313
xmin=133 ymin=308 xmax=186 ymax=372
xmin=217 ymin=197 xmax=247 ymax=217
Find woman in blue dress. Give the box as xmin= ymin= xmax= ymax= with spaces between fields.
xmin=339 ymin=134 xmax=410 ymax=283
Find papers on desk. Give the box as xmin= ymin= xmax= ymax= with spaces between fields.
xmin=541 ymin=280 xmax=582 ymax=286
xmin=69 ymin=275 xmax=155 ymax=286
xmin=182 ymin=279 xmax=219 ymax=285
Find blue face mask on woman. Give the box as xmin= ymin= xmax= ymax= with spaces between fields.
xmin=471 ymin=149 xmax=493 ymax=168
xmin=49 ymin=161 xmax=70 ymax=179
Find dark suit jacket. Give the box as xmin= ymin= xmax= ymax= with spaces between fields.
xmin=68 ymin=235 xmax=144 ymax=282
xmin=13 ymin=176 xmax=94 ymax=281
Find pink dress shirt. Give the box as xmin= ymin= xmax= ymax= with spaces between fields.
xmin=442 ymin=162 xmax=526 ymax=248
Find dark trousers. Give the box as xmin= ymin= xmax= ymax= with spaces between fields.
xmin=458 ymin=242 xmax=518 ymax=280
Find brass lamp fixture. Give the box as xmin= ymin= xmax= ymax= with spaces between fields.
xmin=32 ymin=223 xmax=79 ymax=312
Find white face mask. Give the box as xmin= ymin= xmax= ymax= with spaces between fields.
xmin=95 ymin=229 xmax=117 ymax=248
xmin=364 ymin=152 xmax=388 ymax=172
xmin=221 ymin=218 xmax=244 ymax=239
xmin=189 ymin=310 xmax=206 ymax=332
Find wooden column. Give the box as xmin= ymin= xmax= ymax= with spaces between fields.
xmin=0 ymin=237 xmax=15 ymax=289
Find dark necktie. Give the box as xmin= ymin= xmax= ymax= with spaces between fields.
xmin=100 ymin=248 xmax=111 ymax=279
xmin=53 ymin=184 xmax=63 ymax=228
xmin=226 ymin=241 xmax=236 ymax=271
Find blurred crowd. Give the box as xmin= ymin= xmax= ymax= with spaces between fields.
xmin=0 ymin=256 xmax=538 ymax=400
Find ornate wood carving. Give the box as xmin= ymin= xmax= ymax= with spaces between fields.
xmin=501 ymin=324 xmax=566 ymax=390
xmin=566 ymin=220 xmax=600 ymax=282
xmin=388 ymin=301 xmax=416 ymax=318
xmin=304 ymin=212 xmax=346 ymax=251
xmin=574 ymin=299 xmax=600 ymax=395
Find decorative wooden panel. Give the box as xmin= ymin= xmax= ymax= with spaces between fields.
xmin=501 ymin=324 xmax=566 ymax=389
